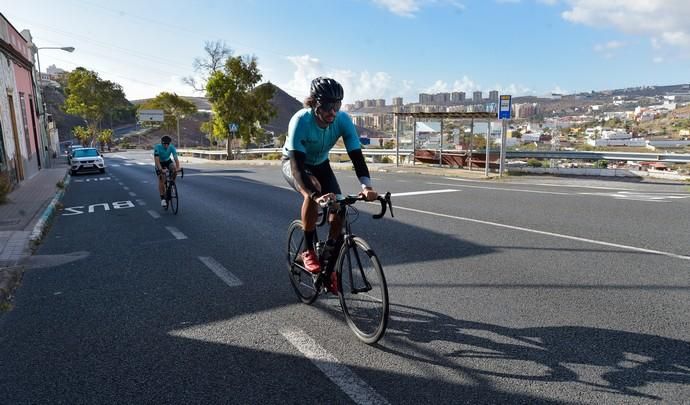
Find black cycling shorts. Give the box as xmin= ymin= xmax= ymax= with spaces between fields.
xmin=156 ymin=159 xmax=176 ymax=176
xmin=282 ymin=158 xmax=341 ymax=196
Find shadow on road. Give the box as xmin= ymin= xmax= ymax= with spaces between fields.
xmin=379 ymin=304 xmax=690 ymax=401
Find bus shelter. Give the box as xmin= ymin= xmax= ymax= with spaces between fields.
xmin=391 ymin=111 xmax=499 ymax=174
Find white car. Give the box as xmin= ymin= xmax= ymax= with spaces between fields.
xmin=70 ymin=147 xmax=106 ymax=175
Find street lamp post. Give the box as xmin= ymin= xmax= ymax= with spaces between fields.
xmin=33 ymin=46 xmax=74 ymax=166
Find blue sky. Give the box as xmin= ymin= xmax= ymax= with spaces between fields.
xmin=3 ymin=0 xmax=689 ymax=103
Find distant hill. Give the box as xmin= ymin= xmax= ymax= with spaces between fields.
xmin=130 ymin=83 xmax=303 ymax=139
xmin=259 ymin=82 xmax=303 ymax=135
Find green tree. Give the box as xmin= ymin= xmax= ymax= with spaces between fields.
xmin=97 ymin=129 xmax=113 ymax=151
xmin=63 ymin=67 xmax=128 ymax=144
xmin=183 ymin=40 xmax=233 ymax=92
xmin=205 ymin=55 xmax=276 ymax=153
xmin=72 ymin=125 xmax=92 ymax=146
xmin=139 ymin=92 xmax=197 ymax=146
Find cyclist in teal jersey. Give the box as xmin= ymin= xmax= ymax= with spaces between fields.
xmin=154 ymin=135 xmax=181 ymax=207
xmin=282 ymin=77 xmax=378 ymax=278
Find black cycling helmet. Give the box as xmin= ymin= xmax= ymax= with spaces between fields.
xmin=310 ymin=77 xmax=344 ymax=101
xmin=161 ymin=135 xmax=172 ymax=144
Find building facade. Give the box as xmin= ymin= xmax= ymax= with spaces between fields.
xmin=0 ymin=13 xmax=44 ymax=185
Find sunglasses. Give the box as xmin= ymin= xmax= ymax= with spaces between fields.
xmin=317 ymin=100 xmax=342 ymax=113
xmin=162 ymin=143 xmax=170 ymax=146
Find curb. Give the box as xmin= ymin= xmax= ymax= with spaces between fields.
xmin=30 ymin=171 xmax=70 ymax=244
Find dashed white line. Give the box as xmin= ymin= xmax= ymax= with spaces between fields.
xmin=136 ymin=199 xmax=146 ymax=206
xmin=280 ymin=328 xmax=390 ymax=405
xmin=147 ymin=210 xmax=160 ymax=219
xmin=123 ymin=186 xmax=130 ymax=190
xmin=198 ymin=256 xmax=243 ymax=287
xmin=128 ymin=192 xmax=137 ymax=197
xmin=165 ymin=226 xmax=187 ymax=240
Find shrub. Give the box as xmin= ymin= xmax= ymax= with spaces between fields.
xmin=381 ymin=156 xmax=393 ymax=164
xmin=0 ymin=173 xmax=11 ymax=204
xmin=264 ymin=153 xmax=282 ymax=160
xmin=527 ymin=158 xmax=543 ymax=168
xmin=594 ymin=160 xmax=609 ymax=169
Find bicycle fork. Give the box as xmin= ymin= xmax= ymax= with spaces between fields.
xmin=341 ymin=236 xmax=373 ymax=294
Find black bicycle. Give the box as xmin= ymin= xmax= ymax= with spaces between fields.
xmin=287 ymin=192 xmax=394 ymax=344
xmin=163 ymin=168 xmax=183 ymax=214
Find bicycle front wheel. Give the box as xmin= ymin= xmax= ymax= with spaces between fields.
xmin=286 ymin=220 xmax=318 ymax=304
xmin=337 ymin=237 xmax=389 ymax=344
xmin=168 ymin=182 xmax=178 ymax=214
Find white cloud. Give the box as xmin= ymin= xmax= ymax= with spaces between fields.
xmin=538 ymin=0 xmax=558 ymax=4
xmin=372 ymin=0 xmax=465 ymax=17
xmin=282 ymin=54 xmax=398 ymax=104
xmin=653 ymin=56 xmax=664 ymax=63
xmin=661 ymin=31 xmax=690 ymax=47
xmin=593 ymin=40 xmax=625 ymax=52
xmin=551 ymin=85 xmax=568 ymax=94
xmin=561 ymin=0 xmax=690 ymax=49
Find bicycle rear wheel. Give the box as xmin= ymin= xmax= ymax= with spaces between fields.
xmin=286 ymin=220 xmax=318 ymax=304
xmin=168 ymin=182 xmax=178 ymax=214
xmin=337 ymin=236 xmax=389 ymax=344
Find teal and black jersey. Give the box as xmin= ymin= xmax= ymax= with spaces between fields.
xmin=153 ymin=143 xmax=178 ymax=162
xmin=283 ymin=108 xmax=361 ymax=166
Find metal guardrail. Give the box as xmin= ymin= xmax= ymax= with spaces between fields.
xmin=179 ymin=148 xmax=690 ymax=163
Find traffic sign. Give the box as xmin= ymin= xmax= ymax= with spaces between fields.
xmin=499 ymin=95 xmax=512 ymax=120
xmin=228 ymin=123 xmax=239 ymax=133
xmin=138 ymin=109 xmax=164 ymax=122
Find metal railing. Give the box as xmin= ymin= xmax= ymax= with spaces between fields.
xmin=178 ymin=148 xmax=690 ymax=163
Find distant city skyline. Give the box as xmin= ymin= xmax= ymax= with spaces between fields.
xmin=4 ymin=0 xmax=690 ymax=103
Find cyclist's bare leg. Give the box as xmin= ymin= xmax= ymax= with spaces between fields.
xmin=328 ymin=210 xmax=343 ymax=241
xmin=300 ymin=175 xmax=321 ymax=232
xmin=157 ymin=172 xmax=166 ymax=195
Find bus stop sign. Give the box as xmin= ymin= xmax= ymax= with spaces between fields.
xmin=499 ymin=95 xmax=512 ymax=120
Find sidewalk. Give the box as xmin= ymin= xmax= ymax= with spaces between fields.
xmin=0 ymin=158 xmax=69 ymax=307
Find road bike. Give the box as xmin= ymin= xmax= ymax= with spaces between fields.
xmin=286 ymin=192 xmax=394 ymax=344
xmin=162 ymin=168 xmax=183 ymax=214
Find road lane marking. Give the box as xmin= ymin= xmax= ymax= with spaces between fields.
xmin=123 ymin=186 xmax=129 ymax=190
xmin=428 ymin=182 xmax=690 ymax=201
xmin=165 ymin=226 xmax=187 ymax=240
xmin=128 ymin=192 xmax=137 ymax=197
xmin=280 ymin=328 xmax=390 ymax=405
xmin=147 ymin=210 xmax=160 ymax=219
xmin=391 ymin=189 xmax=458 ymax=197
xmin=428 ymin=182 xmax=571 ymax=195
xmin=394 ymin=205 xmax=690 ymax=261
xmin=136 ymin=199 xmax=146 ymax=206
xmin=198 ymin=256 xmax=243 ymax=287
xmin=442 ymin=177 xmax=638 ymax=191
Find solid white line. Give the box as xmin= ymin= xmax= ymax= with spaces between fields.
xmin=391 ymin=189 xmax=458 ymax=197
xmin=198 ymin=256 xmax=243 ymax=287
xmin=280 ymin=328 xmax=390 ymax=405
xmin=394 ymin=205 xmax=690 ymax=261
xmin=147 ymin=210 xmax=160 ymax=219
xmin=442 ymin=177 xmax=638 ymax=191
xmin=165 ymin=226 xmax=187 ymax=240
xmin=136 ymin=162 xmax=148 ymax=165
xmin=427 ymin=182 xmax=571 ymax=195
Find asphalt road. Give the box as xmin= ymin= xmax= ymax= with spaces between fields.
xmin=0 ymin=150 xmax=688 ymax=404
